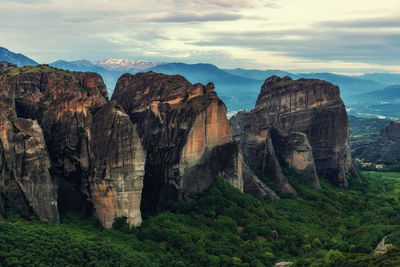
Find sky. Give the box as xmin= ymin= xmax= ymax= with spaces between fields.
xmin=0 ymin=0 xmax=399 ymax=74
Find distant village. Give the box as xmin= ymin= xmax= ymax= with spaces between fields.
xmin=355 ymin=157 xmax=384 ymax=169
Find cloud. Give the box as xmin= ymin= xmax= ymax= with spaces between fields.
xmin=144 ymin=11 xmax=241 ymax=22
xmin=321 ymin=16 xmax=400 ymax=28
xmin=0 ymin=0 xmax=399 ymax=73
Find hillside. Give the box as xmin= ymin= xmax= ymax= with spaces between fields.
xmin=359 ymin=85 xmax=400 ymax=102
xmin=1 ymin=172 xmax=399 ymax=266
xmin=349 ymin=115 xmax=391 ymax=141
xmin=0 ymin=47 xmax=38 ymax=66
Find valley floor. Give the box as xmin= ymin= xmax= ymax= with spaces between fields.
xmin=1 ymin=170 xmax=400 ymax=266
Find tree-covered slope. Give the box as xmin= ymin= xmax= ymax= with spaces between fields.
xmin=1 ymin=170 xmax=399 ymax=266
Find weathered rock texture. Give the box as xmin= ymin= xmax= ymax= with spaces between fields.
xmin=89 ymin=101 xmax=145 ymax=227
xmin=231 ymin=76 xmax=354 ymax=190
xmin=0 ymin=194 xmax=4 ymax=219
xmin=242 ymin=162 xmax=279 ymax=200
xmin=0 ymin=64 xmax=58 ymax=221
xmin=112 ymin=72 xmax=243 ymax=209
xmin=374 ymin=237 xmax=393 ymax=256
xmin=0 ymin=63 xmax=145 ymax=227
xmin=352 ymin=120 xmax=400 ymax=161
xmin=270 ymin=127 xmax=321 ymax=190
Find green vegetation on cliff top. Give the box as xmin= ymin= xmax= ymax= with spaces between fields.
xmin=0 ymin=64 xmax=69 ymax=76
xmin=1 ymin=170 xmax=400 ymax=266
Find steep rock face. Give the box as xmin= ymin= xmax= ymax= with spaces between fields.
xmin=352 ymin=120 xmax=400 ymax=161
xmin=89 ymin=101 xmax=145 ymax=227
xmin=270 ymin=127 xmax=321 ymax=190
xmin=242 ymin=161 xmax=279 ymax=200
xmin=0 ymin=194 xmax=4 ymax=219
xmin=112 ymin=72 xmax=243 ymax=209
xmin=0 ymin=68 xmax=58 ymax=221
xmin=231 ymin=111 xmax=296 ymax=194
xmin=232 ymin=76 xmax=353 ymax=189
xmin=0 ymin=64 xmax=146 ymax=227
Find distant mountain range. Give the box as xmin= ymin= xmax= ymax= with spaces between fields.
xmin=0 ymin=47 xmax=38 ymax=66
xmin=93 ymin=59 xmax=165 ymax=71
xmin=1 ymin=46 xmax=399 ymax=119
xmin=346 ymin=85 xmax=400 ymax=120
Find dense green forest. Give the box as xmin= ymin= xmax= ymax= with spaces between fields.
xmin=1 ymin=170 xmax=400 ymax=266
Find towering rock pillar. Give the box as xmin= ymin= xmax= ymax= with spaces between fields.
xmin=112 ymin=72 xmax=243 ymax=210
xmin=232 ymin=76 xmax=354 ymax=189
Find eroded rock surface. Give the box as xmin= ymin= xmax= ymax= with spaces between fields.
xmin=242 ymin=161 xmax=279 ymax=200
xmin=0 ymin=66 xmax=58 ymax=221
xmin=231 ymin=76 xmax=354 ymax=190
xmin=112 ymin=72 xmax=243 ymax=209
xmin=270 ymin=127 xmax=320 ymax=190
xmin=0 ymin=64 xmax=145 ymax=227
xmin=89 ymin=101 xmax=145 ymax=227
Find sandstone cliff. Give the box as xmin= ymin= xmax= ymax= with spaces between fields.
xmin=0 ymin=64 xmax=58 ymax=221
xmin=89 ymin=101 xmax=145 ymax=227
xmin=112 ymin=72 xmax=243 ymax=209
xmin=352 ymin=120 xmax=400 ymax=161
xmin=0 ymin=63 xmax=145 ymax=227
xmin=231 ymin=76 xmax=354 ymax=190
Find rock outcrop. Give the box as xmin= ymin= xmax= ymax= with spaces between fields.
xmin=242 ymin=162 xmax=279 ymax=200
xmin=374 ymin=237 xmax=393 ymax=256
xmin=0 ymin=194 xmax=4 ymax=219
xmin=270 ymin=127 xmax=321 ymax=190
xmin=0 ymin=65 xmax=59 ymax=221
xmin=352 ymin=120 xmax=400 ymax=161
xmin=112 ymin=72 xmax=243 ymax=210
xmin=0 ymin=63 xmax=145 ymax=227
xmin=231 ymin=76 xmax=354 ymax=190
xmin=89 ymin=101 xmax=145 ymax=227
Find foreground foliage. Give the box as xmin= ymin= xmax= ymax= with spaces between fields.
xmin=0 ymin=171 xmax=399 ymax=266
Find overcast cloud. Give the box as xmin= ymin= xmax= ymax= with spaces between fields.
xmin=0 ymin=0 xmax=399 ymax=73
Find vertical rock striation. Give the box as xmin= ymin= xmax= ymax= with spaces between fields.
xmin=0 ymin=64 xmax=58 ymax=221
xmin=231 ymin=76 xmax=354 ymax=190
xmin=112 ymin=72 xmax=243 ymax=210
xmin=89 ymin=101 xmax=145 ymax=227
xmin=0 ymin=63 xmax=145 ymax=227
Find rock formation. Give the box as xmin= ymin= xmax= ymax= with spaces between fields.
xmin=112 ymin=72 xmax=243 ymax=210
xmin=0 ymin=63 xmax=145 ymax=227
xmin=89 ymin=101 xmax=145 ymax=227
xmin=0 ymin=64 xmax=245 ymax=225
xmin=242 ymin=162 xmax=279 ymax=200
xmin=231 ymin=76 xmax=354 ymax=190
xmin=270 ymin=127 xmax=321 ymax=190
xmin=374 ymin=237 xmax=393 ymax=256
xmin=0 ymin=194 xmax=4 ymax=219
xmin=352 ymin=120 xmax=400 ymax=161
xmin=0 ymin=64 xmax=58 ymax=221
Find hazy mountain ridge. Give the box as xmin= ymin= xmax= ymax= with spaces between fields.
xmin=1 ymin=47 xmax=398 ymax=119
xmin=0 ymin=47 xmax=38 ymax=66
xmin=346 ymin=85 xmax=400 ymax=120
